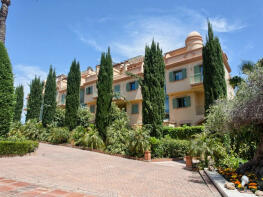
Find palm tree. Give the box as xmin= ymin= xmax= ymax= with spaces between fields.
xmin=0 ymin=0 xmax=11 ymax=44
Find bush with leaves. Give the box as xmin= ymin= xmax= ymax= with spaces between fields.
xmin=48 ymin=127 xmax=70 ymax=144
xmin=21 ymin=119 xmax=45 ymax=140
xmin=127 ymin=127 xmax=150 ymax=157
xmin=69 ymin=126 xmax=88 ymax=146
xmin=52 ymin=107 xmax=65 ymax=127
xmin=77 ymin=107 xmax=94 ymax=128
xmin=106 ymin=103 xmax=130 ymax=154
xmin=106 ymin=118 xmax=130 ymax=155
xmin=82 ymin=128 xmax=105 ymax=150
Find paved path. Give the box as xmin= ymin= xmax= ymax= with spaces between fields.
xmin=0 ymin=143 xmax=220 ymax=197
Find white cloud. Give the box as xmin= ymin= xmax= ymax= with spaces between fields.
xmin=205 ymin=17 xmax=246 ymax=32
xmin=13 ymin=64 xmax=47 ymax=122
xmin=72 ymin=8 xmax=246 ymax=60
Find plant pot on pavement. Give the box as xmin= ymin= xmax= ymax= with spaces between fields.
xmin=144 ymin=150 xmax=151 ymax=161
xmin=185 ymin=155 xmax=193 ymax=169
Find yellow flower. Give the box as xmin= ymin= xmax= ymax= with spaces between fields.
xmin=238 ymin=184 xmax=243 ymax=188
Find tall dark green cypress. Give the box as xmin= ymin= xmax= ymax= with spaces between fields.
xmin=0 ymin=42 xmax=14 ymax=136
xmin=65 ymin=59 xmax=81 ymax=130
xmin=26 ymin=76 xmax=43 ymax=121
xmin=141 ymin=40 xmax=165 ymax=137
xmin=13 ymin=85 xmax=24 ymax=122
xmin=42 ymin=66 xmax=57 ymax=127
xmin=203 ymin=21 xmax=227 ymax=112
xmin=95 ymin=48 xmax=113 ymax=141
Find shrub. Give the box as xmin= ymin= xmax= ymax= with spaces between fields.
xmin=162 ymin=137 xmax=190 ymax=158
xmin=127 ymin=127 xmax=150 ymax=157
xmin=52 ymin=107 xmax=65 ymax=127
xmin=150 ymin=136 xmax=190 ymax=158
xmin=162 ymin=125 xmax=204 ymax=139
xmin=149 ymin=137 xmax=164 ymax=158
xmin=106 ymin=118 xmax=130 ymax=155
xmin=82 ymin=128 xmax=105 ymax=150
xmin=218 ymin=154 xmax=247 ymax=170
xmin=77 ymin=107 xmax=94 ymax=128
xmin=69 ymin=126 xmax=88 ymax=146
xmin=20 ymin=119 xmax=45 ymax=140
xmin=0 ymin=140 xmax=39 ymax=156
xmin=48 ymin=127 xmax=70 ymax=144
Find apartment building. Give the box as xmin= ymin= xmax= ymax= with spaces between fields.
xmin=56 ymin=31 xmax=234 ymax=126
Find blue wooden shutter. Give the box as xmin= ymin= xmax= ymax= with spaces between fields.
xmin=186 ymin=96 xmax=191 ymax=107
xmin=126 ymin=83 xmax=130 ymax=92
xmin=114 ymin=85 xmax=120 ymax=92
xmin=135 ymin=81 xmax=139 ymax=89
xmin=169 ymin=72 xmax=174 ymax=82
xmin=132 ymin=104 xmax=139 ymax=114
xmin=182 ymin=68 xmax=187 ymax=79
xmin=90 ymin=86 xmax=93 ymax=94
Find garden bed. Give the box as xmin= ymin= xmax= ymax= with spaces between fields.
xmin=204 ymin=168 xmax=257 ymax=197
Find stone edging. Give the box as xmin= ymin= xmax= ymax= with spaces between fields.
xmin=204 ymin=168 xmax=256 ymax=197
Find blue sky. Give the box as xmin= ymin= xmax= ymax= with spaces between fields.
xmin=5 ymin=0 xmax=263 ymax=97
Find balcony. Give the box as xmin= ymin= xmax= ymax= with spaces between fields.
xmin=190 ymin=73 xmax=203 ymax=85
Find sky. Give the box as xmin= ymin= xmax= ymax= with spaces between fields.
xmin=4 ymin=0 xmax=263 ymax=102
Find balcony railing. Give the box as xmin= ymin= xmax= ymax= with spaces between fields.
xmin=190 ymin=73 xmax=203 ymax=84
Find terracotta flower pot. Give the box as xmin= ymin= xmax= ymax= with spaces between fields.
xmin=144 ymin=151 xmax=151 ymax=161
xmin=185 ymin=155 xmax=192 ymax=168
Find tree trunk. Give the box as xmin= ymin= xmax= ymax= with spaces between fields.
xmin=0 ymin=0 xmax=10 ymax=44
xmin=237 ymin=132 xmax=263 ymax=177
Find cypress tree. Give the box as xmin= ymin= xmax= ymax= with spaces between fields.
xmin=65 ymin=59 xmax=81 ymax=130
xmin=26 ymin=76 xmax=43 ymax=121
xmin=0 ymin=41 xmax=14 ymax=136
xmin=141 ymin=40 xmax=165 ymax=137
xmin=42 ymin=66 xmax=57 ymax=127
xmin=13 ymin=85 xmax=24 ymax=122
xmin=95 ymin=48 xmax=113 ymax=141
xmin=203 ymin=21 xmax=227 ymax=112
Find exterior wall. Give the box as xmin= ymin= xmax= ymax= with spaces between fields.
xmin=56 ymin=31 xmax=234 ymax=127
xmin=127 ymin=101 xmax=143 ymax=125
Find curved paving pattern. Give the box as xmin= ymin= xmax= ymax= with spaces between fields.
xmin=0 ymin=143 xmax=219 ymax=197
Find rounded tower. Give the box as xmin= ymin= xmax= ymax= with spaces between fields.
xmin=185 ymin=31 xmax=203 ymax=51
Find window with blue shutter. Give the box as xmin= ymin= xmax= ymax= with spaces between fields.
xmin=131 ymin=104 xmax=139 ymax=114
xmin=80 ymin=88 xmax=85 ymax=105
xmin=61 ymin=94 xmax=65 ymax=104
xmin=86 ymin=86 xmax=93 ymax=95
xmin=174 ymin=96 xmax=191 ymax=108
xmin=126 ymin=81 xmax=138 ymax=91
xmin=114 ymin=84 xmax=120 ymax=93
xmin=170 ymin=68 xmax=187 ymax=82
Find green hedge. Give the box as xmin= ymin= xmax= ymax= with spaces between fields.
xmin=0 ymin=140 xmax=39 ymax=156
xmin=150 ymin=136 xmax=190 ymax=158
xmin=162 ymin=125 xmax=204 ymax=139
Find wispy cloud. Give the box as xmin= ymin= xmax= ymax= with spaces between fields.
xmin=205 ymin=17 xmax=246 ymax=32
xmin=72 ymin=7 xmax=246 ymax=60
xmin=13 ymin=64 xmax=47 ymax=122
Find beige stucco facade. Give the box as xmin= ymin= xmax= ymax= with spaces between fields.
xmin=56 ymin=31 xmax=234 ymax=126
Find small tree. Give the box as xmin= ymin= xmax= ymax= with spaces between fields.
xmin=26 ymin=76 xmax=43 ymax=122
xmin=13 ymin=85 xmax=24 ymax=122
xmin=0 ymin=41 xmax=14 ymax=136
xmin=141 ymin=41 xmax=165 ymax=137
xmin=95 ymin=48 xmax=113 ymax=141
xmin=42 ymin=66 xmax=57 ymax=127
xmin=203 ymin=21 xmax=227 ymax=112
xmin=65 ymin=59 xmax=81 ymax=130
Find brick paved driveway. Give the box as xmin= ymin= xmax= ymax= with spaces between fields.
xmin=0 ymin=143 xmax=220 ymax=197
